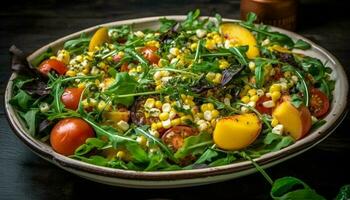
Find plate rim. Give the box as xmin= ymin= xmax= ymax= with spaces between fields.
xmin=4 ymin=15 xmax=349 ymax=181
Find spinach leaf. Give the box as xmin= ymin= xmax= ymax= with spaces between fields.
xmin=19 ymin=109 xmax=39 ymax=137
xmin=294 ymin=39 xmax=311 ymax=50
xmin=9 ymin=89 xmax=34 ymax=111
xmin=31 ymin=48 xmax=53 ymax=67
xmin=174 ymin=132 xmax=213 ymax=159
xmin=105 ymin=72 xmax=138 ymax=106
xmin=271 ymin=177 xmax=326 ymax=200
xmin=290 ymin=94 xmax=303 ymax=108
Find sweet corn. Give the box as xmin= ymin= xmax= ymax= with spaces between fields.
xmin=211 ymin=110 xmax=219 ymax=118
xmin=159 ymin=112 xmax=169 ymax=121
xmin=271 ymin=118 xmax=279 ymax=127
xmin=156 ymin=122 xmax=163 ymax=129
xmin=66 ymin=70 xmax=76 ymax=77
xmin=57 ymin=50 xmax=70 ymax=65
xmin=205 ymin=39 xmax=216 ymax=50
xmin=162 ymin=119 xmax=171 ymax=129
xmin=248 ymin=89 xmax=257 ymax=96
xmin=155 ymin=101 xmax=162 ymax=109
xmin=248 ymin=61 xmax=256 ymax=71
xmin=211 ymin=119 xmax=217 ymax=127
xmin=269 ymin=84 xmax=281 ymax=93
xmin=136 ymin=136 xmax=147 ymax=146
xmin=250 ymin=95 xmax=259 ymax=102
xmin=203 ymin=110 xmax=212 ymax=121
xmin=117 ymin=120 xmax=129 ymax=131
xmin=169 ymin=47 xmax=180 ymax=56
xmin=206 ymin=72 xmax=216 ymax=80
xmin=144 ymin=98 xmax=155 ymax=109
xmin=151 ymin=123 xmax=158 ymax=130
xmin=212 ymin=73 xmax=222 ymax=84
xmin=241 ymin=96 xmax=250 ymax=104
xmin=146 ymin=40 xmax=160 ymax=48
xmin=256 ymin=89 xmax=265 ymax=97
xmin=201 ymin=104 xmax=209 ymax=112
xmin=116 ymin=151 xmax=126 ymax=159
xmin=219 ymin=59 xmax=230 ymax=69
xmin=271 ymin=91 xmax=281 ymax=102
xmin=77 ymin=82 xmax=86 ymax=89
xmin=97 ymin=100 xmax=108 ymax=111
xmin=207 ymin=103 xmax=214 ymax=111
xmin=181 ymin=115 xmax=192 ymax=124
xmin=171 ymin=118 xmax=181 ymax=126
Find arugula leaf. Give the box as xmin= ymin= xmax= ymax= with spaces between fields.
xmin=263 ymin=132 xmax=294 ymax=152
xmin=181 ymin=9 xmax=201 ymax=30
xmin=105 ymin=72 xmax=138 ymax=106
xmin=310 ymin=119 xmax=326 ymax=132
xmin=63 ymin=33 xmax=90 ymax=55
xmin=194 ymin=148 xmax=218 ymax=164
xmin=208 ymin=153 xmax=236 ymax=167
xmin=294 ymin=39 xmax=311 ymax=50
xmin=336 ymin=185 xmax=350 ymax=200
xmin=290 ymin=94 xmax=303 ymax=108
xmin=191 ymin=61 xmax=221 ymax=73
xmin=72 ymin=155 xmax=109 ymax=167
xmin=271 ymin=177 xmax=326 ymax=200
xmin=159 ymin=18 xmax=177 ymax=33
xmin=174 ymin=132 xmax=213 ymax=159
xmin=244 ymin=12 xmax=258 ymax=26
xmin=125 ymin=142 xmax=149 ymax=163
xmin=75 ymin=138 xmax=107 ymax=156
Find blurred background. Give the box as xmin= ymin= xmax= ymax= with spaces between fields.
xmin=1 ymin=0 xmax=349 ymax=199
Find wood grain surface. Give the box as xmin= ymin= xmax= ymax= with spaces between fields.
xmin=0 ymin=0 xmax=349 ymax=199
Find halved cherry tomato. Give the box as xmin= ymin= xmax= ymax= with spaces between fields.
xmin=161 ymin=126 xmax=198 ymax=151
xmin=61 ymin=87 xmax=84 ymax=110
xmin=310 ymin=88 xmax=330 ymax=117
xmin=139 ymin=46 xmax=160 ymax=64
xmin=50 ymin=118 xmax=95 ymax=155
xmin=38 ymin=59 xmax=68 ymax=75
xmin=256 ymin=95 xmax=273 ymax=115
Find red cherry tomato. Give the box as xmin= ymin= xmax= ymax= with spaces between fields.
xmin=310 ymin=88 xmax=330 ymax=117
xmin=161 ymin=126 xmax=198 ymax=151
xmin=61 ymin=87 xmax=84 ymax=110
xmin=38 ymin=59 xmax=68 ymax=75
xmin=256 ymin=95 xmax=273 ymax=115
xmin=139 ymin=46 xmax=160 ymax=64
xmin=50 ymin=118 xmax=95 ymax=156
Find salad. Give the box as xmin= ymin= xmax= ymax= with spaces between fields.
xmin=9 ymin=10 xmax=334 ymax=171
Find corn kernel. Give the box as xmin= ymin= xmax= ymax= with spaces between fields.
xmin=271 ymin=118 xmax=279 ymax=127
xmin=256 ymin=89 xmax=265 ymax=97
xmin=270 ymin=84 xmax=281 ymax=93
xmin=156 ymin=122 xmax=163 ymax=129
xmin=201 ymin=104 xmax=209 ymax=112
xmin=162 ymin=119 xmax=171 ymax=129
xmin=171 ymin=118 xmax=181 ymax=126
xmin=154 ymin=101 xmax=162 ymax=109
xmin=248 ymin=89 xmax=257 ymax=96
xmin=284 ymin=71 xmax=291 ymax=78
xmin=206 ymin=103 xmax=214 ymax=111
xmin=250 ymin=95 xmax=259 ymax=102
xmin=213 ymin=73 xmax=222 ymax=84
xmin=211 ymin=119 xmax=217 ymax=127
xmin=151 ymin=123 xmax=158 ymax=130
xmin=241 ymin=96 xmax=250 ymax=104
xmin=144 ymin=98 xmax=155 ymax=109
xmin=116 ymin=151 xmax=126 ymax=160
xmin=203 ymin=110 xmax=212 ymax=121
xmin=206 ymin=72 xmax=216 ymax=80
xmin=262 ymin=100 xmax=275 ymax=108
xmin=77 ymin=82 xmax=86 ymax=89
xmin=117 ymin=120 xmax=129 ymax=131
xmin=211 ymin=109 xmax=219 ymax=118
xmin=198 ymin=121 xmax=209 ymax=131
xmin=169 ymin=47 xmax=180 ymax=56
xmin=271 ymin=91 xmax=281 ymax=102
xmin=97 ymin=100 xmax=107 ymax=111
xmin=159 ymin=112 xmax=170 ymax=121
xmin=197 ymin=113 xmax=204 ymax=119
xmin=190 ymin=43 xmax=198 ymax=51
xmin=219 ymin=59 xmax=230 ymax=69
xmin=136 ymin=136 xmax=147 ymax=146
xmin=66 ymin=70 xmax=76 ymax=77
xmin=248 ymin=61 xmax=256 ymax=71
xmin=181 ymin=115 xmax=192 ymax=124
xmin=205 ymin=39 xmax=216 ymax=50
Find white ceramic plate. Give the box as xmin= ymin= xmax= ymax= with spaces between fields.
xmin=5 ymin=16 xmax=349 ymax=188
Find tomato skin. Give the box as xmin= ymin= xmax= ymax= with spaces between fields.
xmin=50 ymin=118 xmax=95 ymax=156
xmin=139 ymin=46 xmax=160 ymax=64
xmin=310 ymin=88 xmax=330 ymax=117
xmin=38 ymin=59 xmax=68 ymax=75
xmin=256 ymin=95 xmax=273 ymax=115
xmin=161 ymin=126 xmax=198 ymax=151
xmin=61 ymin=87 xmax=84 ymax=110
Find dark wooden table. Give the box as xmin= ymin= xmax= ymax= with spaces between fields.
xmin=1 ymin=0 xmax=349 ymax=199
